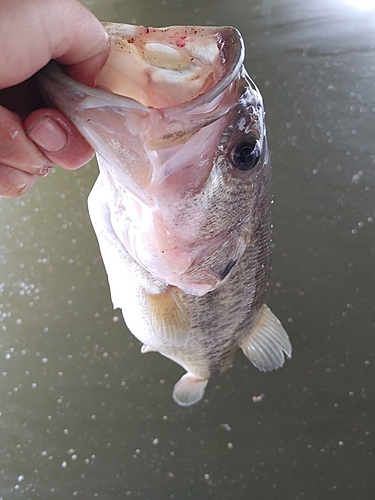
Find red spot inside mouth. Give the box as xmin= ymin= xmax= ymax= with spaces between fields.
xmin=172 ymin=35 xmax=187 ymax=48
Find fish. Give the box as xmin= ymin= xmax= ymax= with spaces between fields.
xmin=38 ymin=23 xmax=292 ymax=406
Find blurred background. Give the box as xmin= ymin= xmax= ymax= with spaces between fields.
xmin=0 ymin=0 xmax=374 ymax=498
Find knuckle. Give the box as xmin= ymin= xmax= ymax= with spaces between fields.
xmin=0 ymin=164 xmax=36 ymax=198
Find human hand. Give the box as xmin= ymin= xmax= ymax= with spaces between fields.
xmin=0 ymin=0 xmax=109 ymax=198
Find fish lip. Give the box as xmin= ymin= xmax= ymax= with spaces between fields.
xmin=38 ymin=25 xmax=244 ymax=116
xmin=160 ymin=26 xmax=245 ymax=115
xmin=37 ymin=62 xmax=148 ymax=115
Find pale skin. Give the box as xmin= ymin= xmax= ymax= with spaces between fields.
xmin=0 ymin=0 xmax=110 ymax=198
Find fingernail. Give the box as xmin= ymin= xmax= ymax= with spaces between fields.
xmin=27 ymin=117 xmax=68 ymax=153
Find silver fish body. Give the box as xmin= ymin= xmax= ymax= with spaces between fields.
xmin=38 ymin=23 xmax=292 ymax=406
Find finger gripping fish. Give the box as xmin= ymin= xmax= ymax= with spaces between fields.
xmin=38 ymin=23 xmax=292 ymax=406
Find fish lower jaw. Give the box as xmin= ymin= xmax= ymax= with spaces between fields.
xmin=129 ymin=235 xmax=240 ymax=296
xmin=129 ymin=245 xmax=220 ymax=296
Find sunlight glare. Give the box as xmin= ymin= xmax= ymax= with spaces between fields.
xmin=341 ymin=0 xmax=375 ymax=11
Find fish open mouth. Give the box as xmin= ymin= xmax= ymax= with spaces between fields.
xmin=96 ymin=23 xmax=245 ymax=111
xmin=37 ymin=24 xmax=247 ymax=156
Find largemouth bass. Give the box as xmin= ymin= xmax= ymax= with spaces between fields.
xmin=38 ymin=23 xmax=292 ymax=406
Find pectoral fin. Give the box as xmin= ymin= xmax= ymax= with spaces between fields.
xmin=240 ymin=304 xmax=292 ymax=372
xmin=172 ymin=372 xmax=208 ymax=406
xmin=143 ymin=286 xmax=190 ymax=345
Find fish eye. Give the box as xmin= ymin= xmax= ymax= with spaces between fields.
xmin=232 ymin=137 xmax=261 ymax=172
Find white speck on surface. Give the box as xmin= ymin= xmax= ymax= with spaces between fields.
xmin=220 ymin=423 xmax=232 ymax=432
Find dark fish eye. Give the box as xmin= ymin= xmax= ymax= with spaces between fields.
xmin=232 ymin=136 xmax=261 ymax=172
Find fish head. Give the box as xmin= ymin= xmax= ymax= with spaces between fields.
xmin=38 ymin=23 xmax=270 ymax=296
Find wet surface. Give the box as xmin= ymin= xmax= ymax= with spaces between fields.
xmin=0 ymin=0 xmax=374 ymax=498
